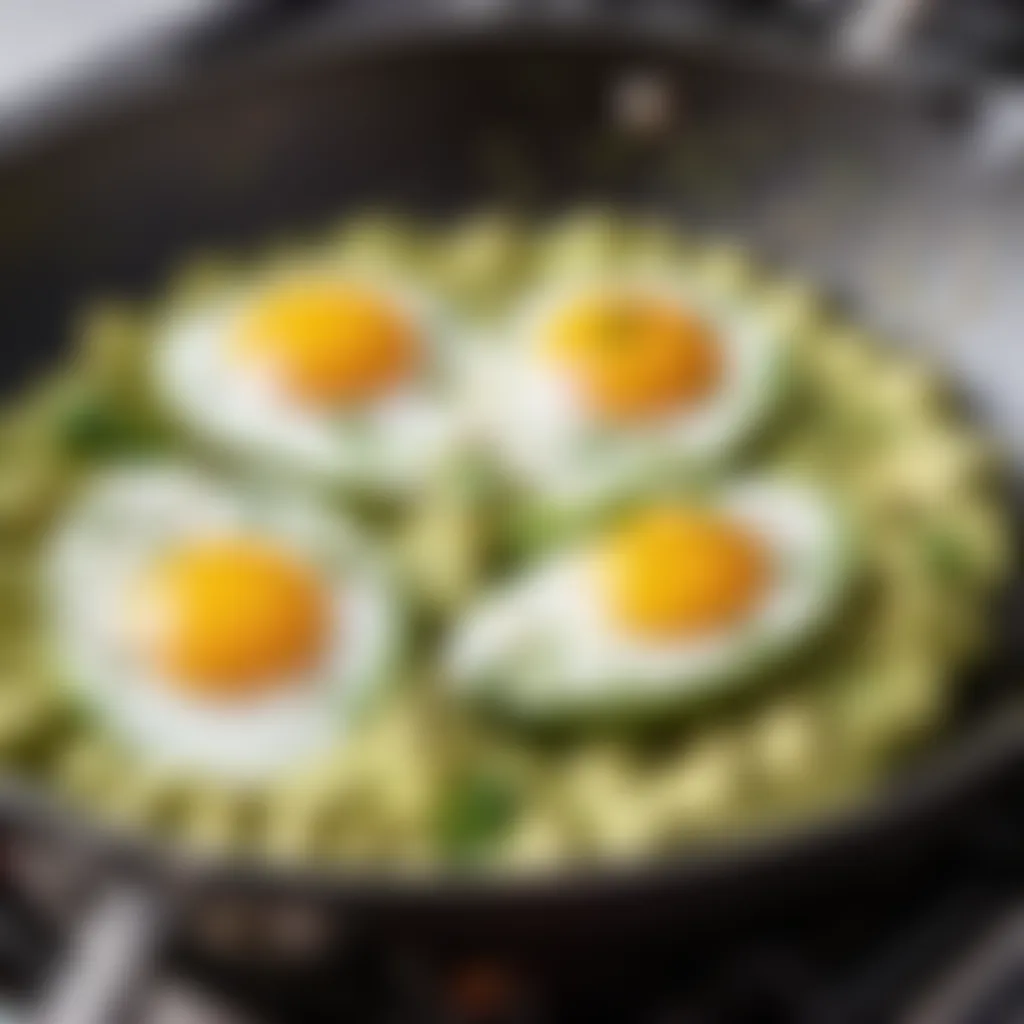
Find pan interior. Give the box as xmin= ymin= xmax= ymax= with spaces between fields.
xmin=0 ymin=31 xmax=1017 ymax=882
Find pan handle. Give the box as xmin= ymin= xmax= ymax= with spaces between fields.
xmin=32 ymin=884 xmax=170 ymax=1024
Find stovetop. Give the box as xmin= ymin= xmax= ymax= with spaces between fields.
xmin=173 ymin=0 xmax=1024 ymax=80
xmin=1 ymin=794 xmax=1023 ymax=1024
xmin=2 ymin=3 xmax=1024 ymax=1022
xmin=166 ymin=852 xmax=1024 ymax=1022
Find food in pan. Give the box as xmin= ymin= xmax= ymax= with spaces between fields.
xmin=0 ymin=211 xmax=1008 ymax=871
xmin=44 ymin=466 xmax=397 ymax=781
xmin=472 ymin=275 xmax=786 ymax=509
xmin=448 ymin=479 xmax=850 ymax=722
xmin=155 ymin=272 xmax=460 ymax=492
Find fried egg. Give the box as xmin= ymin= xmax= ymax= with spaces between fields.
xmin=155 ymin=274 xmax=460 ymax=491
xmin=472 ymin=277 xmax=787 ymax=509
xmin=448 ymin=479 xmax=851 ymax=722
xmin=45 ymin=466 xmax=399 ymax=780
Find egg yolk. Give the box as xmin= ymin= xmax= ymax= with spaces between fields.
xmin=127 ymin=539 xmax=330 ymax=697
xmin=232 ymin=281 xmax=417 ymax=405
xmin=542 ymin=293 xmax=721 ymax=421
xmin=599 ymin=506 xmax=768 ymax=638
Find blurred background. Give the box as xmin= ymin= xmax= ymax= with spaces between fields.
xmin=6 ymin=0 xmax=1024 ymax=101
xmin=1 ymin=2 xmax=1024 ymax=1023
xmin=4 ymin=0 xmax=1024 ymax=120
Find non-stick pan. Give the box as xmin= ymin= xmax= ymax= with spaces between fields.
xmin=0 ymin=8 xmax=1019 ymax=1023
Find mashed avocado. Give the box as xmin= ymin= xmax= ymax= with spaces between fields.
xmin=0 ymin=211 xmax=1008 ymax=872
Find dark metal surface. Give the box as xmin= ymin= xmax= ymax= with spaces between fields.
xmin=0 ymin=16 xmax=1019 ymax=1023
xmin=6 ymin=792 xmax=1024 ymax=1022
xmin=0 ymin=11 xmax=1019 ymax=947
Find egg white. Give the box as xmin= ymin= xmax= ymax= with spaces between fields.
xmin=447 ymin=479 xmax=851 ymax=721
xmin=469 ymin=275 xmax=788 ymax=511
xmin=154 ymin=274 xmax=463 ymax=492
xmin=45 ymin=466 xmax=399 ymax=781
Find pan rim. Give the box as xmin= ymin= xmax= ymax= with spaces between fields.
xmin=0 ymin=15 xmax=1016 ymax=903
xmin=0 ymin=13 xmax=980 ymax=176
xmin=4 ymin=703 xmax=1022 ymax=903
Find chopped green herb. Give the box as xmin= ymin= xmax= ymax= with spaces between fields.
xmin=58 ymin=396 xmax=160 ymax=457
xmin=436 ymin=767 xmax=520 ymax=859
xmin=922 ymin=526 xmax=971 ymax=585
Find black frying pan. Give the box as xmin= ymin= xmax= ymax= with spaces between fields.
xmin=0 ymin=9 xmax=1019 ymax=1022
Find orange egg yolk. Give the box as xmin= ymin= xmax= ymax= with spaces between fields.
xmin=599 ymin=506 xmax=768 ymax=638
xmin=127 ymin=539 xmax=330 ymax=697
xmin=542 ymin=293 xmax=721 ymax=421
xmin=232 ymin=281 xmax=417 ymax=405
